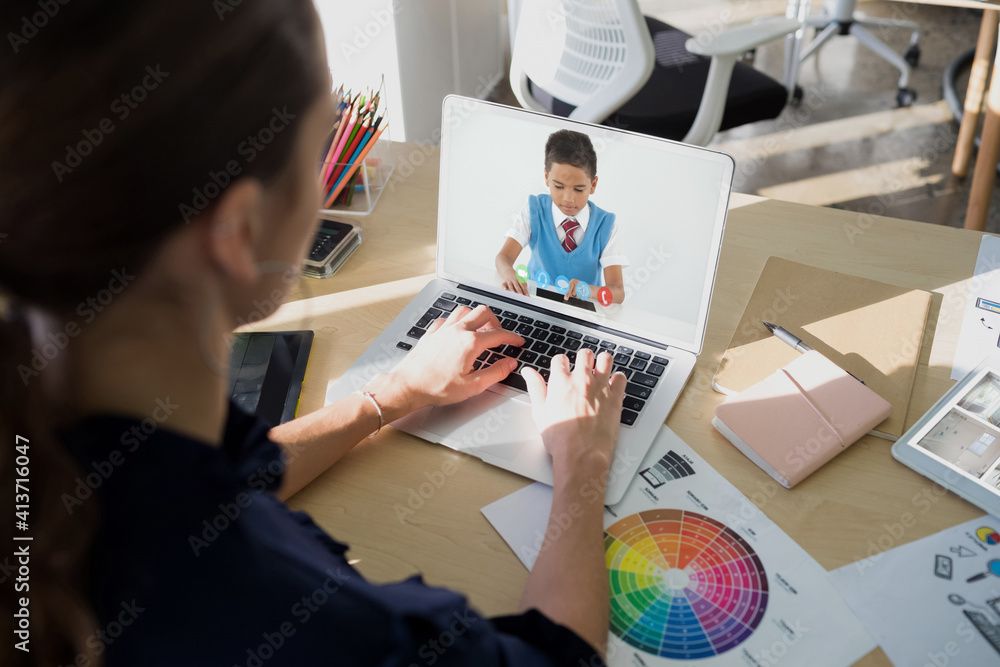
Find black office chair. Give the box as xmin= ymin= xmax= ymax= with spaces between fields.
xmin=510 ymin=1 xmax=799 ymax=146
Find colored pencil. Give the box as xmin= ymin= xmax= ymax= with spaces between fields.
xmin=320 ymin=104 xmax=351 ymax=184
xmin=331 ymin=127 xmax=372 ymax=191
xmin=318 ymin=77 xmax=387 ymax=209
xmin=320 ymin=104 xmax=350 ymax=184
xmin=326 ymin=115 xmax=370 ymax=188
xmin=324 ymin=123 xmax=386 ymax=207
xmin=325 ymin=104 xmax=360 ymax=183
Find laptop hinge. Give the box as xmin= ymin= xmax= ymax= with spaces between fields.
xmin=457 ymin=284 xmax=669 ymax=351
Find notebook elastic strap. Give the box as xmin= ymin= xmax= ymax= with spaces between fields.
xmin=780 ymin=368 xmax=846 ymax=447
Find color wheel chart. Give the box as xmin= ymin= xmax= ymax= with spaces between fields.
xmin=605 ymin=509 xmax=768 ymax=660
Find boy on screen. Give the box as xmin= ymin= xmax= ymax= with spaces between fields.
xmin=495 ymin=129 xmax=627 ymax=305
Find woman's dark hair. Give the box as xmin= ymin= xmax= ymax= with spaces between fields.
xmin=544 ymin=129 xmax=598 ymax=180
xmin=0 ymin=1 xmax=328 ymax=664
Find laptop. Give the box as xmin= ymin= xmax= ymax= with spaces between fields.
xmin=325 ymin=96 xmax=733 ymax=503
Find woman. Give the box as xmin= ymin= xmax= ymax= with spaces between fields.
xmin=0 ymin=1 xmax=626 ymax=665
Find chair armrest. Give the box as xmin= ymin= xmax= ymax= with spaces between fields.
xmin=685 ymin=17 xmax=800 ymax=57
xmin=509 ymin=67 xmax=553 ymax=115
xmin=680 ymin=17 xmax=799 ymax=145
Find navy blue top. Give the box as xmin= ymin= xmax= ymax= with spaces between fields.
xmin=60 ymin=400 xmax=603 ymax=666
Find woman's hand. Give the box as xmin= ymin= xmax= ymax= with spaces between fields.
xmin=518 ymin=348 xmax=625 ymax=655
xmin=367 ymin=305 xmax=524 ymax=418
xmin=522 ymin=348 xmax=627 ymax=479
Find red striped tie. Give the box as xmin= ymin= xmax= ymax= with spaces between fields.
xmin=561 ymin=218 xmax=579 ymax=252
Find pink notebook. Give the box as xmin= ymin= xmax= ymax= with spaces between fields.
xmin=712 ymin=351 xmax=892 ymax=488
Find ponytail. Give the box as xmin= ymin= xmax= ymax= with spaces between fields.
xmin=0 ymin=302 xmax=99 ymax=667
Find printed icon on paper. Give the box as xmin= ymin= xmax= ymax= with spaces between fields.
xmin=639 ymin=449 xmax=696 ymax=489
xmin=976 ymin=297 xmax=1000 ymax=314
xmin=555 ymin=275 xmax=570 ymax=295
xmin=575 ymin=281 xmax=591 ymax=301
xmin=934 ymin=554 xmax=953 ymax=580
xmin=951 ymin=545 xmax=977 ymax=558
xmin=976 ymin=527 xmax=1000 ymax=545
xmin=597 ymin=286 xmax=613 ymax=306
xmin=966 ymin=559 xmax=1000 ymax=583
xmin=515 ymin=264 xmax=529 ymax=283
xmin=535 ymin=270 xmax=550 ymax=289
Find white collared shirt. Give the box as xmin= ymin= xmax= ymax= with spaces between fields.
xmin=504 ymin=200 xmax=629 ymax=268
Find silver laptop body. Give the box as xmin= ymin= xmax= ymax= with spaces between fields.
xmin=325 ymin=96 xmax=734 ymax=504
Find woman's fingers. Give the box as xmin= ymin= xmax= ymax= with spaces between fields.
xmin=522 ymin=365 xmax=547 ymax=406
xmin=470 ymin=356 xmax=517 ymax=388
xmin=476 ymin=328 xmax=524 ymax=351
xmin=574 ymin=346 xmax=595 ymax=377
xmin=460 ymin=304 xmax=501 ymax=331
xmin=594 ymin=350 xmax=614 ymax=378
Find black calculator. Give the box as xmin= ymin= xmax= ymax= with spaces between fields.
xmin=302 ymin=218 xmax=363 ymax=279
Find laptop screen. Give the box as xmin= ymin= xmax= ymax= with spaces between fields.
xmin=437 ymin=97 xmax=733 ymax=353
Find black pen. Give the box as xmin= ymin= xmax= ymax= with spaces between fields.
xmin=762 ymin=321 xmax=813 ymax=353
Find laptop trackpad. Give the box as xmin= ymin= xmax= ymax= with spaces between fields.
xmin=418 ymin=391 xmax=540 ymax=462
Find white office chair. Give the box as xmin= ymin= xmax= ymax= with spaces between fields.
xmin=788 ymin=0 xmax=920 ymax=107
xmin=509 ymin=0 xmax=801 ymax=147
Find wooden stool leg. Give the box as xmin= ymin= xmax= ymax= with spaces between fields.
xmin=954 ymin=10 xmax=998 ymax=179
xmin=965 ymin=13 xmax=1000 ymax=232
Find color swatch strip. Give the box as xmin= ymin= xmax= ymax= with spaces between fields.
xmin=639 ymin=450 xmax=696 ymax=488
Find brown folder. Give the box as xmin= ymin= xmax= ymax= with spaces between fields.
xmin=712 ymin=257 xmax=932 ymax=439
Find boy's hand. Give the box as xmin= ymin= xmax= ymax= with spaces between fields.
xmin=499 ymin=267 xmax=529 ymax=296
xmin=501 ymin=278 xmax=529 ymax=296
xmin=495 ymin=239 xmax=529 ymax=296
xmin=564 ymin=279 xmax=593 ymax=301
xmin=382 ymin=305 xmax=525 ymax=411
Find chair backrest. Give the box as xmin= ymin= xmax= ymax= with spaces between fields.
xmin=510 ymin=0 xmax=654 ymax=123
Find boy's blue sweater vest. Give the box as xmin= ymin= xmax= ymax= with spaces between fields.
xmin=526 ymin=194 xmax=614 ymax=287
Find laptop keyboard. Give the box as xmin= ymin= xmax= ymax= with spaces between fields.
xmin=396 ymin=291 xmax=668 ymax=427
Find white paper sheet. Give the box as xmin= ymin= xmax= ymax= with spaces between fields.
xmin=829 ymin=515 xmax=1000 ymax=666
xmin=952 ymin=235 xmax=1000 ymax=380
xmin=482 ymin=426 xmax=875 ymax=666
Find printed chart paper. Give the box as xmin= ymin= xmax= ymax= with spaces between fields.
xmin=952 ymin=235 xmax=1000 ymax=380
xmin=830 ymin=515 xmax=1000 ymax=667
xmin=482 ymin=427 xmax=875 ymax=666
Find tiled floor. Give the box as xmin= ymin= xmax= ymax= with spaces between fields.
xmin=499 ymin=1 xmax=993 ymax=232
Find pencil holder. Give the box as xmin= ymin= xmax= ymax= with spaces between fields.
xmin=318 ymin=127 xmax=394 ymax=217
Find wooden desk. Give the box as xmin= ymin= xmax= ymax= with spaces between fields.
xmin=893 ymin=0 xmax=1000 ymax=230
xmin=250 ymin=142 xmax=986 ymax=666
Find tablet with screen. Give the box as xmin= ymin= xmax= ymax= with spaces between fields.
xmin=892 ymin=357 xmax=1000 ymax=518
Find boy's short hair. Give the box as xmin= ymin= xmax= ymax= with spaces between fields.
xmin=545 ymin=129 xmax=597 ymax=180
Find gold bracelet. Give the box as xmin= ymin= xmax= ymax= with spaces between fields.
xmin=355 ymin=390 xmax=383 ymax=439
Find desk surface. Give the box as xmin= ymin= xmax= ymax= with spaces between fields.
xmin=250 ymin=142 xmax=988 ymax=666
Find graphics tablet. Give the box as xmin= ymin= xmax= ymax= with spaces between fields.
xmin=892 ymin=357 xmax=1000 ymax=518
xmin=229 ymin=330 xmax=313 ymax=427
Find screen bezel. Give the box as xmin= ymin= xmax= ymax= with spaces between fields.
xmin=435 ymin=95 xmax=734 ymax=355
